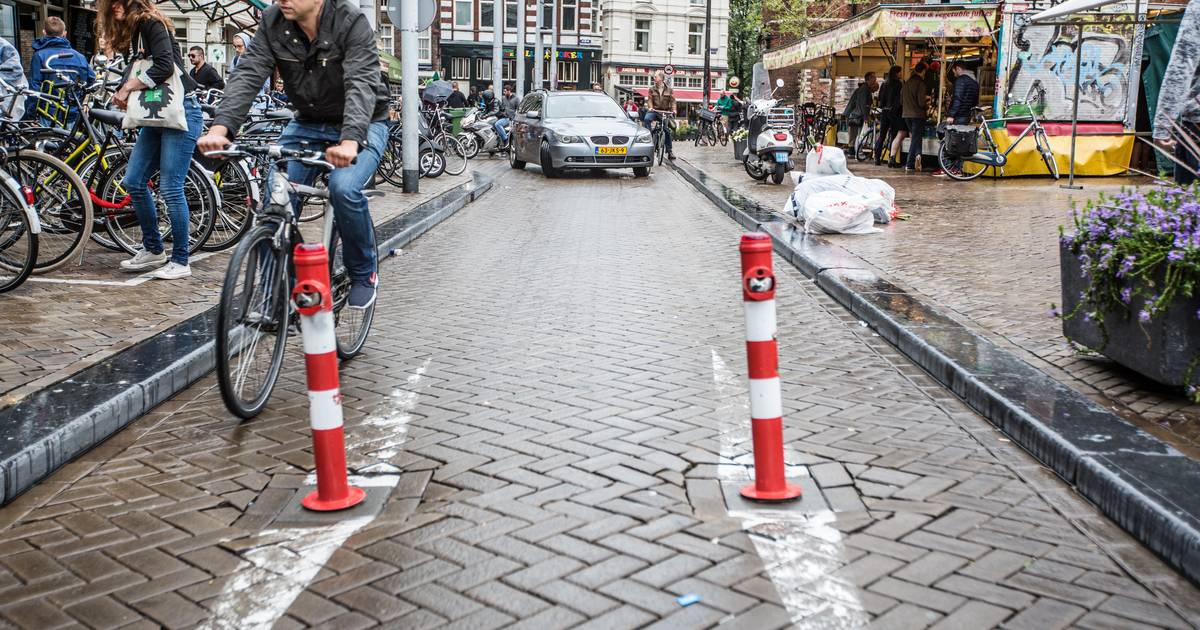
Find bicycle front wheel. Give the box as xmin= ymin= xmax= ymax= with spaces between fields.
xmin=1035 ymin=129 xmax=1060 ymax=180
xmin=0 ymin=186 xmax=37 ymax=293
xmin=442 ymin=136 xmax=468 ymax=176
xmin=202 ymin=158 xmax=256 ymax=251
xmin=717 ymin=122 xmax=729 ymax=146
xmin=328 ymin=223 xmax=376 ymax=359
xmin=217 ymin=223 xmax=290 ymax=419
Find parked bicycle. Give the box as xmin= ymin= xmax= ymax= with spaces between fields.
xmin=937 ymin=83 xmax=1059 ymax=181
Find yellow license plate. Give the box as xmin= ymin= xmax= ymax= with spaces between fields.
xmin=597 ymin=146 xmax=627 ymax=155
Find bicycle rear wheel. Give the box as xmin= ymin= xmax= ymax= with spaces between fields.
xmin=216 ymin=223 xmax=290 ymax=419
xmin=4 ymin=150 xmax=93 ymax=273
xmin=937 ymin=144 xmax=986 ymax=181
xmin=717 ymin=122 xmax=729 ymax=146
xmin=0 ymin=186 xmax=36 ymax=293
xmin=442 ymin=136 xmax=468 ymax=176
xmin=377 ymin=137 xmax=403 ymax=187
xmin=202 ymin=159 xmax=256 ymax=251
xmin=855 ymin=129 xmax=874 ymax=162
xmin=328 ymin=223 xmax=375 ymax=359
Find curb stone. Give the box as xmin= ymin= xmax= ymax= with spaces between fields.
xmin=0 ymin=173 xmax=494 ymax=506
xmin=671 ymin=159 xmax=1200 ymax=587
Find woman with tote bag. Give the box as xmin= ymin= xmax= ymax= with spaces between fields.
xmin=97 ymin=0 xmax=203 ymax=280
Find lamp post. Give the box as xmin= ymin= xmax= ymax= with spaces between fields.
xmin=517 ymin=0 xmax=526 ymax=97
xmin=535 ymin=0 xmax=543 ymax=88
xmin=703 ymin=0 xmax=711 ymax=108
xmin=492 ymin=0 xmax=503 ymax=96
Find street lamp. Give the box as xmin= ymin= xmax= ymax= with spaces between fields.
xmin=666 ymin=42 xmax=674 ymax=89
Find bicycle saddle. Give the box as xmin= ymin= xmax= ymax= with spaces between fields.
xmin=89 ymin=108 xmax=125 ymax=128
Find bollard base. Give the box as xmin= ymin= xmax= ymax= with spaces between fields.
xmin=302 ymin=485 xmax=366 ymax=512
xmin=740 ymin=482 xmax=803 ymax=502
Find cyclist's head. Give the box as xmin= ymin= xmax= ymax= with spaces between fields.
xmin=278 ymin=0 xmax=323 ymax=23
xmin=653 ymin=71 xmax=665 ymax=86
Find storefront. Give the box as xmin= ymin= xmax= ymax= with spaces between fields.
xmin=613 ymin=64 xmax=727 ymax=119
xmin=440 ymin=43 xmax=601 ymax=94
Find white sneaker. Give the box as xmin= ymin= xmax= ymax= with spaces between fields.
xmin=152 ymin=262 xmax=191 ymax=280
xmin=120 ymin=249 xmax=167 ymax=271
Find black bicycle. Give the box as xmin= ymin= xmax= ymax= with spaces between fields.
xmin=209 ymin=144 xmax=379 ymax=419
xmin=649 ymin=110 xmax=674 ymax=166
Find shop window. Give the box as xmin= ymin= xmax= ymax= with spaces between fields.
xmin=477 ymin=58 xmax=492 ymax=80
xmin=590 ymin=62 xmax=599 ymax=84
xmin=558 ymin=60 xmax=579 ymax=84
xmin=452 ymin=57 xmax=471 ymax=79
xmin=688 ymin=23 xmax=703 ymax=55
xmin=454 ymin=0 xmax=472 ymax=27
xmin=634 ymin=19 xmax=650 ymax=52
xmin=503 ymin=59 xmax=516 ymax=80
xmin=561 ymin=0 xmax=576 ymax=31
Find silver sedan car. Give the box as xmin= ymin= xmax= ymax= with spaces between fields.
xmin=509 ymin=90 xmax=656 ymax=178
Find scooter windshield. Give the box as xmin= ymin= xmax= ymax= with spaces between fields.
xmin=750 ymin=63 xmax=772 ymax=102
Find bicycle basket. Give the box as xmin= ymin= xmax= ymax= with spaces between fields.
xmin=698 ymin=108 xmax=719 ymax=123
xmin=944 ymin=125 xmax=978 ymax=158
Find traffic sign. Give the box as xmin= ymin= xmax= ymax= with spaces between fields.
xmin=386 ymin=0 xmax=437 ymax=31
xmin=664 ymin=64 xmax=674 ymax=76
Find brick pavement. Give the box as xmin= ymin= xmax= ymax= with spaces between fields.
xmin=0 ymin=163 xmax=1197 ymax=628
xmin=675 ymin=143 xmax=1200 ymax=455
xmin=0 ymin=169 xmax=471 ymax=404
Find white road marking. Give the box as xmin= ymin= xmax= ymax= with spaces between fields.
xmin=27 ymin=252 xmax=222 ymax=286
xmin=711 ymin=349 xmax=868 ymax=628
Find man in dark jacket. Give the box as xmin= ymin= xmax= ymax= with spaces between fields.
xmin=900 ymin=62 xmax=929 ymax=171
xmin=843 ymin=72 xmax=876 ymax=152
xmin=187 ymin=46 xmax=225 ymax=92
xmin=447 ymin=81 xmax=468 ymax=107
xmin=944 ymin=62 xmax=980 ymax=124
xmin=28 ymin=17 xmax=94 ymax=124
xmin=200 ymin=0 xmax=391 ymax=309
xmin=874 ymin=65 xmax=902 ymax=166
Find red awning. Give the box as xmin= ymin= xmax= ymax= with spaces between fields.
xmin=633 ymin=88 xmax=708 ymax=103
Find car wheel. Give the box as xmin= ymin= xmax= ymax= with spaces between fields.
xmin=633 ymin=166 xmax=650 ymax=178
xmin=509 ymin=143 xmax=526 ymax=170
xmin=540 ymin=141 xmax=558 ymax=178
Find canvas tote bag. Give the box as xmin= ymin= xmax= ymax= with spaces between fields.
xmin=122 ymin=30 xmax=187 ymax=131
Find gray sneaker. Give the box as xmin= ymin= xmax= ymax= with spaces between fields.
xmin=120 ymin=249 xmax=167 ymax=271
xmin=348 ymin=273 xmax=378 ymax=310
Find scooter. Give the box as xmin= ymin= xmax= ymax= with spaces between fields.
xmin=460 ymin=109 xmax=509 ymax=159
xmin=742 ymin=78 xmax=795 ymax=185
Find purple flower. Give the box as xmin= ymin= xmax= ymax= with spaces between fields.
xmin=1169 ymin=250 xmax=1185 ymax=262
xmin=1049 ymin=306 xmax=1061 ymax=318
xmin=1139 ymin=310 xmax=1151 ymax=323
xmin=1121 ymin=288 xmax=1132 ymax=304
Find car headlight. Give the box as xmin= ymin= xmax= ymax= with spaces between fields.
xmin=557 ymin=135 xmax=584 ymax=144
xmin=634 ymin=131 xmax=653 ymax=144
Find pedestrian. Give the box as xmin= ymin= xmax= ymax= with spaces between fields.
xmin=447 ymin=81 xmax=467 ymax=108
xmin=592 ymin=82 xmax=603 ymax=92
xmin=27 ymin=17 xmax=92 ymax=125
xmin=843 ymin=72 xmax=876 ymax=151
xmin=200 ymin=0 xmax=390 ymax=309
xmin=494 ymin=83 xmax=519 ymax=149
xmin=187 ymin=46 xmax=225 ymax=92
xmin=875 ymin=65 xmax=902 ymax=166
xmin=468 ymin=86 xmax=479 ymax=108
xmin=645 ymin=70 xmax=676 ymax=160
xmin=623 ymin=96 xmax=639 ymax=116
xmin=934 ymin=61 xmax=980 ymax=177
xmin=1153 ymin=0 xmax=1200 ymax=184
xmin=98 ymin=0 xmax=203 ymax=280
xmin=230 ymin=32 xmax=251 ymax=71
xmin=0 ymin=36 xmax=27 ymax=120
xmin=900 ymin=62 xmax=929 ymax=172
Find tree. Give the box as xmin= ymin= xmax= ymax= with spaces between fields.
xmin=727 ymin=0 xmax=762 ymax=90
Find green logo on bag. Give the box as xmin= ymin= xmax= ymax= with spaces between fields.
xmin=143 ymin=87 xmax=163 ymax=103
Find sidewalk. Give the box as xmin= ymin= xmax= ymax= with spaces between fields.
xmin=674 ymin=143 xmax=1200 ymax=456
xmin=0 ymin=165 xmax=1195 ymax=628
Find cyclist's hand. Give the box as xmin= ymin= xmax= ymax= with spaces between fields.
xmin=198 ymin=128 xmax=232 ymax=155
xmin=326 ymin=140 xmax=358 ymax=168
xmin=1156 ymin=137 xmax=1178 ymax=152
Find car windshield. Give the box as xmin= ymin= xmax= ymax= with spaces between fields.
xmin=546 ymin=94 xmax=626 ymax=119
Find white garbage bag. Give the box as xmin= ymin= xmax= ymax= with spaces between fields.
xmin=843 ymin=176 xmax=897 ymax=224
xmin=804 ymin=145 xmax=849 ymax=177
xmin=786 ymin=174 xmax=854 ymax=218
xmin=801 ymin=190 xmax=880 ymax=235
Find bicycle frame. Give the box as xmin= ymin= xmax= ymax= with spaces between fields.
xmin=967 ymin=111 xmax=1046 ymax=168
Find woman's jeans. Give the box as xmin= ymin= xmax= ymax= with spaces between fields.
xmin=904 ymin=117 xmax=926 ymax=169
xmin=124 ymin=96 xmax=203 ymax=265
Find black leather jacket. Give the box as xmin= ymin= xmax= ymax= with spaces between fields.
xmin=212 ymin=0 xmax=389 ymax=145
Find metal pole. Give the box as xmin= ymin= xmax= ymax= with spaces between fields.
xmin=1063 ymin=24 xmax=1084 ymax=190
xmin=400 ymin=0 xmax=419 ymax=192
xmin=549 ymin=0 xmax=558 ymax=89
xmin=517 ymin=0 xmax=526 ymax=97
xmin=493 ymin=0 xmax=503 ymax=95
xmin=703 ymin=0 xmax=711 ymax=108
xmin=534 ymin=0 xmax=543 ymax=89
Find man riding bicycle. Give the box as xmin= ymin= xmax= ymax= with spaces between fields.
xmin=644 ymin=71 xmax=676 ymax=160
xmin=198 ymin=0 xmax=389 ymax=310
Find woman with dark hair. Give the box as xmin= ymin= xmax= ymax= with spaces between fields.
xmin=874 ymin=65 xmax=903 ymax=167
xmin=97 ymin=0 xmax=202 ymax=279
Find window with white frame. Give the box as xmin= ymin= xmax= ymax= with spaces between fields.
xmin=452 ymin=57 xmax=471 ymax=79
xmin=590 ymin=62 xmax=599 ymax=84
xmin=541 ymin=1 xmax=552 ymax=31
xmin=542 ymin=59 xmax=551 ymax=83
xmin=506 ymin=0 xmax=518 ymax=28
xmin=481 ymin=0 xmax=495 ymax=28
xmin=478 ymin=59 xmax=492 ymax=80
xmin=379 ymin=26 xmax=394 ymax=55
xmin=418 ymin=28 xmax=431 ymax=63
xmin=558 ymin=60 xmax=579 ymax=84
xmin=455 ymin=0 xmax=472 ymax=27
xmin=502 ymin=59 xmax=516 ymax=80
xmin=561 ymin=0 xmax=576 ymax=30
xmin=688 ymin=23 xmax=703 ymax=55
xmin=634 ymin=19 xmax=650 ymax=52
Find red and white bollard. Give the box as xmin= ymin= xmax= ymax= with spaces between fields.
xmin=293 ymin=243 xmax=366 ymax=512
xmin=738 ymin=233 xmax=802 ymax=502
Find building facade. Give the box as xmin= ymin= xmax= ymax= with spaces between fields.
xmin=600 ymin=0 xmax=728 ymax=112
xmin=438 ymin=0 xmax=603 ymax=94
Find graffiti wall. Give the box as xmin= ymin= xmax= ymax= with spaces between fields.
xmin=1001 ymin=8 xmax=1144 ymax=126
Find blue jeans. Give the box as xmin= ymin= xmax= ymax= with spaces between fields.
xmin=904 ymin=117 xmax=926 ymax=169
xmin=644 ymin=111 xmax=672 ymax=154
xmin=277 ymin=120 xmax=387 ymax=283
xmin=494 ymin=117 xmax=510 ymax=142
xmin=125 ymin=96 xmax=203 ymax=265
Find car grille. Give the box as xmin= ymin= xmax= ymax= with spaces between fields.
xmin=595 ymin=156 xmax=626 ymax=163
xmin=590 ymin=135 xmax=609 ymax=145
xmin=612 ymin=136 xmax=630 ymax=145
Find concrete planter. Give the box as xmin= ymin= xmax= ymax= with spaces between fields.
xmin=1061 ymin=240 xmax=1200 ymax=388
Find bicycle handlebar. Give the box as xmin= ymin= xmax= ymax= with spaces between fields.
xmin=205 ymin=144 xmax=338 ymax=171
